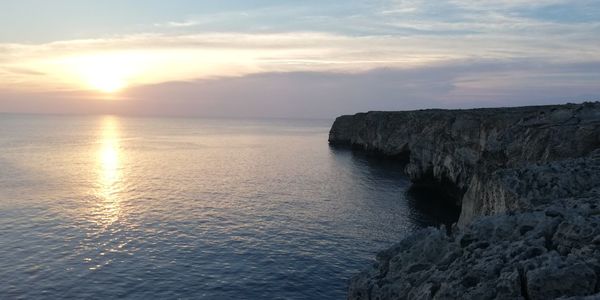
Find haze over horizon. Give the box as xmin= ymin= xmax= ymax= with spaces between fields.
xmin=2 ymin=0 xmax=600 ymax=118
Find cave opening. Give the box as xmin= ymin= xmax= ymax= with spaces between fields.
xmin=406 ymin=172 xmax=463 ymax=228
xmin=330 ymin=144 xmax=463 ymax=228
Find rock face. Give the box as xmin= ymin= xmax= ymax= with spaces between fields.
xmin=347 ymin=152 xmax=600 ymax=299
xmin=330 ymin=102 xmax=600 ymax=299
xmin=329 ymin=102 xmax=600 ymax=224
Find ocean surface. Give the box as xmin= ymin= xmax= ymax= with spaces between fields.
xmin=0 ymin=114 xmax=455 ymax=299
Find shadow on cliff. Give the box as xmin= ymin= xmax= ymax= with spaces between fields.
xmin=329 ymin=145 xmax=461 ymax=229
xmin=328 ymin=145 xmax=409 ymax=180
xmin=405 ymin=186 xmax=461 ymax=229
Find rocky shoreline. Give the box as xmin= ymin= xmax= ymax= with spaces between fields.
xmin=329 ymin=102 xmax=600 ymax=299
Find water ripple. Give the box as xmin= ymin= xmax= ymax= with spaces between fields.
xmin=0 ymin=115 xmax=452 ymax=299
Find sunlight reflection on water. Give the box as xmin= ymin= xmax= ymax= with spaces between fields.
xmin=95 ymin=116 xmax=122 ymax=228
xmin=0 ymin=115 xmax=453 ymax=299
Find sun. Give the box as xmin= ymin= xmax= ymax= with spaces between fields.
xmin=85 ymin=65 xmax=128 ymax=93
xmin=88 ymin=73 xmax=126 ymax=93
xmin=61 ymin=54 xmax=134 ymax=94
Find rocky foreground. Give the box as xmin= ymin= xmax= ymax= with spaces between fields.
xmin=329 ymin=102 xmax=600 ymax=299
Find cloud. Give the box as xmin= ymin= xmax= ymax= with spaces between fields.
xmin=1 ymin=26 xmax=599 ymax=94
xmin=447 ymin=0 xmax=570 ymax=9
xmin=1 ymin=67 xmax=45 ymax=76
xmin=379 ymin=0 xmax=600 ymax=35
xmin=0 ymin=0 xmax=599 ymax=117
xmin=3 ymin=60 xmax=598 ymax=118
xmin=126 ymin=60 xmax=600 ymax=116
xmin=157 ymin=21 xmax=200 ymax=28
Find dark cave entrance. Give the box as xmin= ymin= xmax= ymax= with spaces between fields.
xmin=406 ymin=183 xmax=462 ymax=229
xmin=405 ymin=166 xmax=464 ymax=228
xmin=330 ymin=144 xmax=463 ymax=227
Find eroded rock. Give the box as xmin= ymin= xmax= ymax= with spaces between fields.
xmin=332 ymin=103 xmax=600 ymax=299
xmin=329 ymin=102 xmax=600 ymax=224
xmin=348 ymin=195 xmax=600 ymax=299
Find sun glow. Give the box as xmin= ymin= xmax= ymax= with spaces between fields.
xmin=87 ymin=69 xmax=127 ymax=93
xmin=57 ymin=53 xmax=139 ymax=94
xmin=81 ymin=61 xmax=129 ymax=93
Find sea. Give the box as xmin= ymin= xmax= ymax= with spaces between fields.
xmin=0 ymin=114 xmax=455 ymax=299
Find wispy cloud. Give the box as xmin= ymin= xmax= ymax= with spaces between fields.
xmin=3 ymin=59 xmax=598 ymax=118
xmin=1 ymin=22 xmax=599 ymax=92
xmin=157 ymin=21 xmax=200 ymax=28
xmin=378 ymin=0 xmax=600 ymax=34
xmin=0 ymin=0 xmax=599 ymax=116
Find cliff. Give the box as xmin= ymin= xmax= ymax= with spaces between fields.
xmin=329 ymin=102 xmax=600 ymax=225
xmin=330 ymin=102 xmax=600 ymax=299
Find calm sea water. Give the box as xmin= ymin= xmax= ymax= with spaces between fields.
xmin=0 ymin=114 xmax=451 ymax=299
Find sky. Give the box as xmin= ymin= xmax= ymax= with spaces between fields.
xmin=1 ymin=0 xmax=599 ymax=118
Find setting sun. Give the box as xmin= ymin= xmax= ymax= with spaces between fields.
xmin=88 ymin=72 xmax=126 ymax=93
xmin=86 ymin=67 xmax=126 ymax=93
xmin=56 ymin=53 xmax=137 ymax=94
xmin=83 ymin=63 xmax=128 ymax=93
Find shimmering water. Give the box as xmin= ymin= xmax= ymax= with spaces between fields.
xmin=0 ymin=114 xmax=449 ymax=299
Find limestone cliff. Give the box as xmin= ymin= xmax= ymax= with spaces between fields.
xmin=348 ymin=150 xmax=600 ymax=299
xmin=330 ymin=102 xmax=600 ymax=299
xmin=329 ymin=102 xmax=600 ymax=225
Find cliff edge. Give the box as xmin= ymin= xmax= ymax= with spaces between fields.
xmin=329 ymin=102 xmax=600 ymax=299
xmin=329 ymin=102 xmax=600 ymax=225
